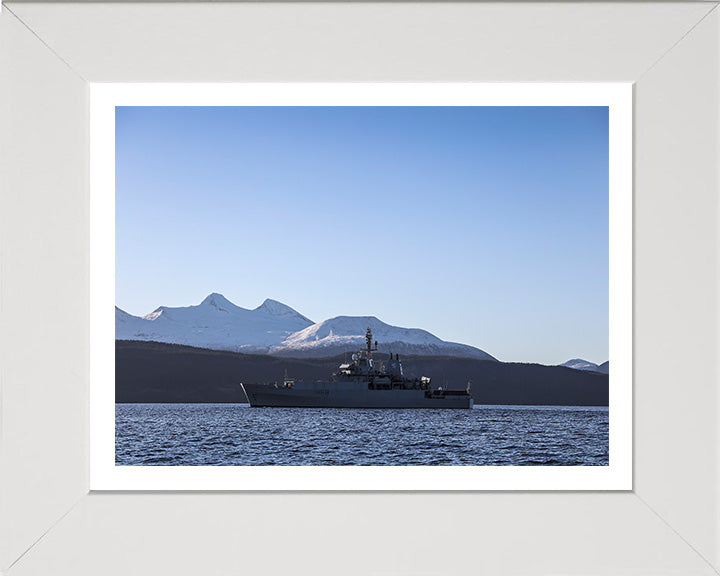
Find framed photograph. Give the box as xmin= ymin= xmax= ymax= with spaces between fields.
xmin=90 ymin=82 xmax=632 ymax=491
xmin=2 ymin=2 xmax=718 ymax=575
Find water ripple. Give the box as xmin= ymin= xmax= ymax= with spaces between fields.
xmin=116 ymin=404 xmax=609 ymax=466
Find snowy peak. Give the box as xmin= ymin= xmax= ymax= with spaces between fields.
xmin=560 ymin=358 xmax=608 ymax=374
xmin=561 ymin=359 xmax=599 ymax=371
xmin=287 ymin=315 xmax=437 ymax=343
xmin=278 ymin=315 xmax=495 ymax=361
xmin=254 ymin=298 xmax=312 ymax=324
xmin=116 ymin=294 xmax=313 ymax=352
xmin=200 ymin=292 xmax=240 ymax=312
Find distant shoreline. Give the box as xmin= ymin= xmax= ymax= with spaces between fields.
xmin=114 ymin=401 xmax=610 ymax=409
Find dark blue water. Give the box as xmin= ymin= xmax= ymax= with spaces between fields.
xmin=115 ymin=404 xmax=608 ymax=466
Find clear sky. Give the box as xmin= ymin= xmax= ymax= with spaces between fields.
xmin=116 ymin=106 xmax=608 ymax=365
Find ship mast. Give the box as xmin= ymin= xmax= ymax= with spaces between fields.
xmin=365 ymin=327 xmax=378 ymax=359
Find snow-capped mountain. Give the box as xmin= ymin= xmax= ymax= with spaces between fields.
xmin=560 ymin=358 xmax=609 ymax=374
xmin=116 ymin=293 xmax=496 ymax=360
xmin=276 ymin=315 xmax=496 ymax=360
xmin=115 ymin=293 xmax=313 ymax=354
xmin=561 ymin=359 xmax=599 ymax=371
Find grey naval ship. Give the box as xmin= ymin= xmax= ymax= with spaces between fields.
xmin=241 ymin=328 xmax=474 ymax=409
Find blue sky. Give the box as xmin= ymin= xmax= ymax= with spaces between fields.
xmin=116 ymin=106 xmax=608 ymax=365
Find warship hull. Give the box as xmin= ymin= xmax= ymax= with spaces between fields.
xmin=242 ymin=380 xmax=473 ymax=409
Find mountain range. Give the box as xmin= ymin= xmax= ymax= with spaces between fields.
xmin=116 ymin=293 xmax=497 ymax=361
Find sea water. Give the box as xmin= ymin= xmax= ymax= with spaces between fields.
xmin=115 ymin=403 xmax=608 ymax=466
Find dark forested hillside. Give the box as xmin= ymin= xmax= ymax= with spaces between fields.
xmin=116 ymin=340 xmax=608 ymax=406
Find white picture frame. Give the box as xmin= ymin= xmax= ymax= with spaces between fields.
xmin=1 ymin=2 xmax=718 ymax=574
